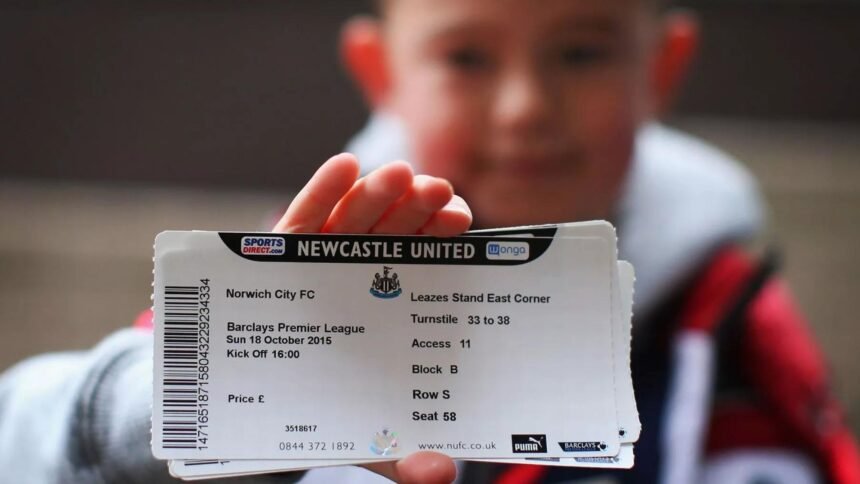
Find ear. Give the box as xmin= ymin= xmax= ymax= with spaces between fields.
xmin=340 ymin=16 xmax=391 ymax=108
xmin=650 ymin=10 xmax=700 ymax=116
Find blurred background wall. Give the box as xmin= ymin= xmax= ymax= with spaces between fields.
xmin=1 ymin=0 xmax=859 ymax=432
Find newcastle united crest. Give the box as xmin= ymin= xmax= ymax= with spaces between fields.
xmin=370 ymin=266 xmax=402 ymax=299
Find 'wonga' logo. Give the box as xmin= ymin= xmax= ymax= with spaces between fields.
xmin=241 ymin=236 xmax=285 ymax=255
xmin=486 ymin=241 xmax=529 ymax=260
xmin=511 ymin=434 xmax=547 ymax=454
xmin=370 ymin=266 xmax=402 ymax=299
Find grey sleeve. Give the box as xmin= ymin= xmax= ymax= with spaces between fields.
xmin=0 ymin=329 xmax=302 ymax=484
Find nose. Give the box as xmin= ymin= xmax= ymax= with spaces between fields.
xmin=491 ymin=66 xmax=554 ymax=135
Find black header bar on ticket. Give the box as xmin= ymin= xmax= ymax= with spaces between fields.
xmin=217 ymin=232 xmax=555 ymax=265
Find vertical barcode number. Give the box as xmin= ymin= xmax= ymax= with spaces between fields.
xmin=161 ymin=279 xmax=211 ymax=450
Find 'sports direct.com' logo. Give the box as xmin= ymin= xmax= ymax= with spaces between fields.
xmin=241 ymin=236 xmax=285 ymax=255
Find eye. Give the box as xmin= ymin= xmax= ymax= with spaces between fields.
xmin=445 ymin=47 xmax=491 ymax=71
xmin=559 ymin=45 xmax=609 ymax=66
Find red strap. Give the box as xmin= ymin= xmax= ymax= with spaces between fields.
xmin=741 ymin=279 xmax=860 ymax=483
xmin=494 ymin=462 xmax=548 ymax=484
xmin=678 ymin=247 xmax=754 ymax=333
xmin=707 ymin=403 xmax=805 ymax=452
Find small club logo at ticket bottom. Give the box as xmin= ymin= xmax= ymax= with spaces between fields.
xmin=370 ymin=428 xmax=400 ymax=456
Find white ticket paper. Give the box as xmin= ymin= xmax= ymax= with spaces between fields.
xmin=152 ymin=224 xmax=622 ymax=461
xmin=167 ymin=255 xmax=638 ymax=480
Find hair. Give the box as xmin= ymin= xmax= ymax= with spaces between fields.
xmin=370 ymin=0 xmax=678 ymax=15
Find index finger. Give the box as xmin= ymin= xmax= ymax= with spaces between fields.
xmin=272 ymin=153 xmax=361 ymax=233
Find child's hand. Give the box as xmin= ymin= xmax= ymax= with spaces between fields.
xmin=273 ymin=153 xmax=471 ymax=237
xmin=362 ymin=452 xmax=457 ymax=484
xmin=272 ymin=153 xmax=466 ymax=483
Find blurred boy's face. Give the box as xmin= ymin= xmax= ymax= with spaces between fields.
xmin=379 ymin=0 xmax=659 ymax=227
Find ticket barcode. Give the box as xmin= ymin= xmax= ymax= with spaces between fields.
xmin=161 ymin=285 xmax=202 ymax=450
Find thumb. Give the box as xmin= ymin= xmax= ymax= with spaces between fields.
xmin=362 ymin=452 xmax=457 ymax=484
